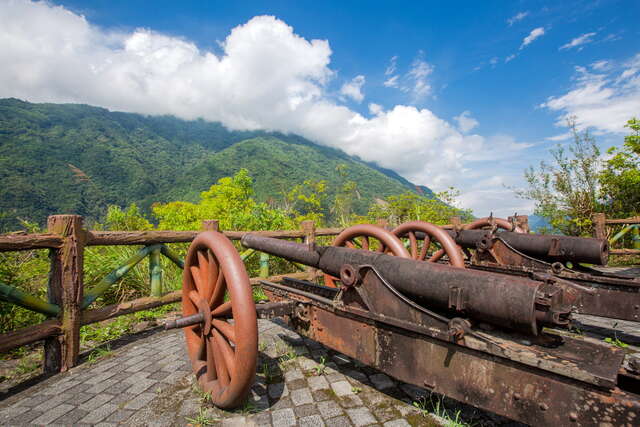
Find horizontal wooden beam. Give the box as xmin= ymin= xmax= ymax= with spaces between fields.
xmin=0 ymin=233 xmax=63 ymax=252
xmin=610 ymin=248 xmax=640 ymax=255
xmin=0 ymin=319 xmax=61 ymax=353
xmin=81 ymin=291 xmax=182 ymax=325
xmin=605 ymin=216 xmax=640 ymax=225
xmin=85 ymin=228 xmax=343 ymax=246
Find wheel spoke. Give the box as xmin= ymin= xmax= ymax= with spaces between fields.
xmin=213 ymin=329 xmax=236 ymax=378
xmin=209 ymin=272 xmax=226 ymax=308
xmin=211 ymin=301 xmax=232 ymax=318
xmin=345 ymin=240 xmax=355 ymax=249
xmin=212 ymin=319 xmax=236 ymax=343
xmin=198 ymin=251 xmax=213 ymax=299
xmin=429 ymin=248 xmax=445 ymax=262
xmin=361 ymin=236 xmax=370 ymax=250
xmin=190 ymin=266 xmax=204 ymax=294
xmin=206 ymin=334 xmax=217 ymax=381
xmin=408 ymin=232 xmax=418 ymax=259
xmin=206 ymin=251 xmax=219 ymax=302
xmin=419 ymin=236 xmax=431 ymax=261
xmin=211 ymin=335 xmax=229 ymax=387
xmin=188 ymin=290 xmax=201 ymax=307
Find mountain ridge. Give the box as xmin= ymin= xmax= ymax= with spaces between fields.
xmin=0 ymin=98 xmax=433 ymax=230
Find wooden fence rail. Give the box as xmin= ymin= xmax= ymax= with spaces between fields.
xmin=592 ymin=213 xmax=640 ymax=255
xmin=0 ymin=215 xmax=334 ymax=373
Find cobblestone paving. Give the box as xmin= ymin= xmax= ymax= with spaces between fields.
xmin=0 ymin=319 xmax=486 ymax=426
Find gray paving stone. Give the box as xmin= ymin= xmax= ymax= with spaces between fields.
xmin=290 ymin=387 xmax=313 ymax=406
xmin=80 ymin=402 xmax=118 ymax=424
xmin=32 ymin=393 xmax=68 ymax=412
xmin=345 ymin=369 xmax=368 ymax=383
xmin=284 ymin=368 xmax=304 ymax=382
xmin=326 ymin=415 xmax=353 ymax=426
xmin=312 ymin=389 xmax=333 ymax=402
xmin=346 ymin=407 xmax=378 ymax=426
xmin=294 ymin=403 xmax=319 ymax=417
xmin=17 ymin=394 xmax=49 ymax=407
xmin=384 ymin=419 xmax=411 ymax=427
xmin=80 ymin=393 xmax=114 ymax=411
xmin=317 ymin=399 xmax=344 ymax=418
xmin=308 ymin=375 xmax=329 ymax=391
xmin=270 ymin=396 xmax=294 ymax=410
xmin=298 ymin=357 xmax=319 ymax=371
xmin=300 ymin=414 xmax=325 ymax=427
xmin=340 ymin=395 xmax=365 ymax=409
xmin=369 ymin=373 xmax=394 ymax=390
xmin=222 ymin=416 xmax=247 ymax=426
xmin=288 ymin=378 xmax=308 ymax=390
xmin=86 ymin=378 xmax=119 ymax=394
xmin=50 ymin=407 xmax=89 ymax=424
xmin=124 ymin=392 xmax=156 ymax=410
xmin=271 ymin=408 xmax=296 ymax=426
xmin=331 ymin=380 xmax=354 ymax=397
xmin=31 ymin=403 xmax=74 ymax=425
xmin=84 ymin=369 xmax=118 ymax=384
xmin=248 ymin=411 xmax=272 ymax=426
xmin=106 ymin=408 xmax=135 ymax=423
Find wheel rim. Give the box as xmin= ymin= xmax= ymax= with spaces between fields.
xmin=182 ymin=231 xmax=257 ymax=409
xmin=324 ymin=224 xmax=411 ymax=287
xmin=392 ymin=221 xmax=465 ymax=268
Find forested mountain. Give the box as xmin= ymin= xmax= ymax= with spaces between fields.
xmin=0 ymin=98 xmax=430 ymax=230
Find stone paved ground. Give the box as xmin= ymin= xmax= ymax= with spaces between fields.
xmin=0 ymin=319 xmax=505 ymax=426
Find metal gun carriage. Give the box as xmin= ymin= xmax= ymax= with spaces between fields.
xmin=166 ymin=219 xmax=640 ymax=426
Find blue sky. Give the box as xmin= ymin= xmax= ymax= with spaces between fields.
xmin=1 ymin=0 xmax=638 ymax=216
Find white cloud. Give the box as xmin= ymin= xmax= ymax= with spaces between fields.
xmin=505 ymin=54 xmax=517 ymax=63
xmin=368 ymin=103 xmax=383 ymax=115
xmin=408 ymin=56 xmax=433 ymax=101
xmin=559 ymin=32 xmax=596 ymax=51
xmin=454 ymin=111 xmax=478 ymax=133
xmin=383 ymin=74 xmax=399 ymax=88
xmin=520 ymin=27 xmax=545 ymax=49
xmin=385 ymin=56 xmax=397 ymax=76
xmin=340 ymin=75 xmax=365 ymax=103
xmin=0 ymin=0 xmax=534 ymax=215
xmin=545 ymin=132 xmax=572 ymax=141
xmin=541 ymin=53 xmax=640 ymax=133
xmin=591 ymin=60 xmax=610 ymax=71
xmin=507 ymin=11 xmax=529 ymax=27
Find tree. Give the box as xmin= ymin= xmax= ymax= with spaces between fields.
xmin=366 ymin=189 xmax=472 ymax=226
xmin=518 ymin=119 xmax=601 ymax=236
xmin=599 ymin=118 xmax=640 ymax=217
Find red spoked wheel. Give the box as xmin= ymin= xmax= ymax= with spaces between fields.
xmin=391 ymin=221 xmax=465 ymax=268
xmin=324 ymin=224 xmax=411 ymax=287
xmin=182 ymin=231 xmax=258 ymax=409
xmin=463 ymin=217 xmax=525 ymax=233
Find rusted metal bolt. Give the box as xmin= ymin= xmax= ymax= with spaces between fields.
xmin=569 ymin=412 xmax=578 ymax=422
xmin=513 ymin=393 xmax=521 ymax=401
xmin=539 ymin=403 xmax=548 ymax=411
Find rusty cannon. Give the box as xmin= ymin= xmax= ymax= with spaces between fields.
xmin=166 ymin=228 xmax=640 ymax=426
xmin=389 ymin=218 xmax=639 ymax=321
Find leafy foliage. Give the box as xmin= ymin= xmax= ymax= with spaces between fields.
xmin=0 ymin=99 xmax=429 ymax=231
xmin=599 ymin=118 xmax=640 ymax=217
xmin=519 ymin=117 xmax=639 ymax=236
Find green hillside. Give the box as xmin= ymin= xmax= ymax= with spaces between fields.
xmin=0 ymin=99 xmax=430 ymax=230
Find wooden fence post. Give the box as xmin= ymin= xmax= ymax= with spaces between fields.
xmin=202 ymin=220 xmax=220 ymax=232
xmin=449 ymin=216 xmax=461 ymax=231
xmin=301 ymin=221 xmax=316 ymax=277
xmin=593 ymin=213 xmax=606 ymax=240
xmin=46 ymin=215 xmax=85 ymax=372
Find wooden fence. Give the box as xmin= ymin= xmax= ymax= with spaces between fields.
xmin=0 ymin=215 xmax=342 ymax=374
xmin=592 ymin=213 xmax=640 ymax=255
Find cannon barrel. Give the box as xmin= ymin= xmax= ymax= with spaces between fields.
xmin=241 ymin=234 xmax=572 ymax=335
xmin=438 ymin=229 xmax=609 ymax=265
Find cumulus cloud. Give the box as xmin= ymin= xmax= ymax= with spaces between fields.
xmin=507 ymin=11 xmax=529 ymax=27
xmin=520 ymin=27 xmax=545 ymax=49
xmin=340 ymin=75 xmax=365 ymax=102
xmin=454 ymin=111 xmax=478 ymax=133
xmin=0 ymin=0 xmax=533 ymax=216
xmin=541 ymin=53 xmax=640 ymax=133
xmin=591 ymin=60 xmax=610 ymax=71
xmin=559 ymin=32 xmax=596 ymax=51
